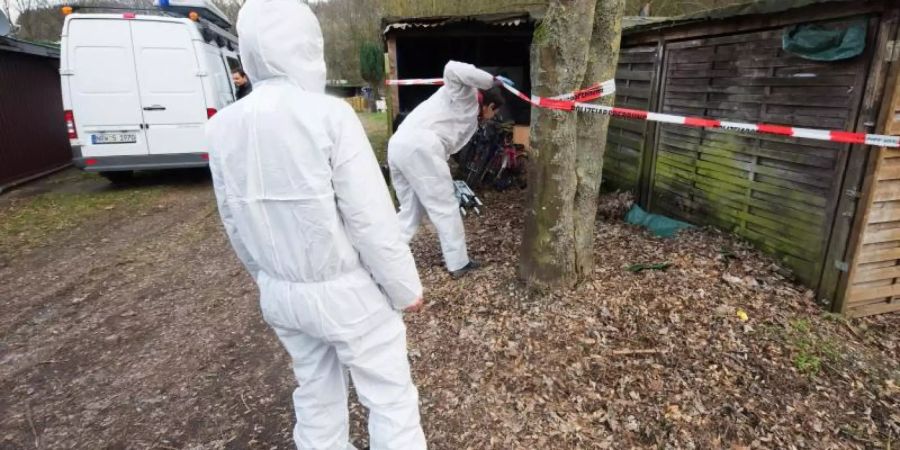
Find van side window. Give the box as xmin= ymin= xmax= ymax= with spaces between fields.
xmin=226 ymin=57 xmax=241 ymax=73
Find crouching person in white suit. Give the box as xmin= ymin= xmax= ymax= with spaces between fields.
xmin=205 ymin=0 xmax=427 ymax=448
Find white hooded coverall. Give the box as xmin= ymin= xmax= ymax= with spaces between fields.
xmin=388 ymin=61 xmax=495 ymax=272
xmin=205 ymin=1 xmax=426 ymax=448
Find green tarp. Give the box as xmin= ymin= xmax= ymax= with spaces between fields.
xmin=624 ymin=205 xmax=692 ymax=238
xmin=782 ymin=18 xmax=866 ymax=61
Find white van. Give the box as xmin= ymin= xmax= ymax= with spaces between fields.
xmin=59 ymin=5 xmax=239 ymax=182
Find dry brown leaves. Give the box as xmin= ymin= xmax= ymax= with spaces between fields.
xmin=393 ymin=190 xmax=900 ymax=449
xmin=1 ymin=175 xmax=897 ymax=449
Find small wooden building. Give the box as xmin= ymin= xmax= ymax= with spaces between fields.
xmin=382 ymin=0 xmax=900 ymax=316
xmin=0 ymin=36 xmax=70 ymax=192
xmin=608 ymin=0 xmax=900 ymax=317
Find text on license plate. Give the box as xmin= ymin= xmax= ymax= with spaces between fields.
xmin=92 ymin=133 xmax=137 ymax=145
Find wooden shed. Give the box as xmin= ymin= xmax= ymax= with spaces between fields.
xmin=607 ymin=0 xmax=900 ymax=316
xmin=382 ymin=0 xmax=900 ymax=316
xmin=0 ymin=36 xmax=70 ymax=192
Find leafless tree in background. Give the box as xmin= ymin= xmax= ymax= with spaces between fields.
xmin=209 ymin=0 xmax=241 ymax=27
xmin=309 ymin=0 xmax=383 ymax=84
xmin=1 ymin=0 xmax=13 ymax=24
xmin=13 ymin=0 xmax=152 ymax=41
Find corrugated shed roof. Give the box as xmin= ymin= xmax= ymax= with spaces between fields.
xmin=383 ymin=12 xmax=532 ymax=35
xmin=624 ymin=0 xmax=869 ymax=33
xmin=382 ymin=0 xmax=545 ymax=21
xmin=383 ymin=0 xmax=874 ymax=36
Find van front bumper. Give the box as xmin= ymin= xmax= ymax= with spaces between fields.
xmin=71 ymin=145 xmax=209 ymax=171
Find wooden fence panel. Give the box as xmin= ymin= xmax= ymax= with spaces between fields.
xmin=603 ymin=44 xmax=659 ymax=193
xmin=843 ymin=27 xmax=900 ymax=316
xmin=649 ymin=23 xmax=870 ymax=287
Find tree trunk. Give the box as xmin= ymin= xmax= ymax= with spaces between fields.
xmin=520 ymin=0 xmax=596 ymax=290
xmin=573 ymin=0 xmax=625 ymax=280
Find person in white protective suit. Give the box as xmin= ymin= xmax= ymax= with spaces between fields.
xmin=388 ymin=61 xmax=501 ymax=279
xmin=205 ymin=0 xmax=427 ymax=448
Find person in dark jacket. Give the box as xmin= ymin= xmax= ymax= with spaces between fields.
xmin=232 ymin=68 xmax=253 ymax=99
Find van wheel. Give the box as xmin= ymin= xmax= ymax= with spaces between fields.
xmin=100 ymin=171 xmax=134 ymax=185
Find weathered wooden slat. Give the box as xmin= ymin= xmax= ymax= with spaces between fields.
xmin=609 ymin=118 xmax=647 ymax=133
xmin=877 ymin=159 xmax=900 ymax=181
xmin=755 ymin=173 xmax=830 ymax=197
xmin=709 ymin=75 xmax=858 ymax=87
xmin=873 ymin=180 xmax=900 ymax=203
xmin=755 ymin=112 xmax=849 ymax=130
xmin=694 ymin=165 xmax=750 ymax=188
xmin=705 ymin=93 xmax=852 ymax=108
xmin=606 ymin=142 xmax=641 ymax=157
xmin=615 ymin=87 xmax=653 ymax=100
xmin=610 ymin=125 xmax=644 ymax=139
xmin=654 ymin=174 xmax=695 ymax=194
xmin=757 ymin=140 xmax=839 ymax=168
xmin=697 ymin=154 xmax=754 ymax=174
xmin=617 ymin=53 xmax=657 ymax=64
xmin=862 ymin=224 xmax=900 ymax=244
xmin=692 ymin=178 xmax=747 ymax=202
xmin=614 ymin=69 xmax=652 ymax=81
xmin=725 ymin=56 xmax=834 ymax=70
xmin=607 ymin=133 xmax=642 ymax=150
xmin=756 ymin=153 xmax=835 ymax=175
xmin=748 ymin=203 xmax=823 ymax=230
xmin=627 ymin=63 xmax=657 ymax=73
xmin=694 ymin=143 xmax=757 ymax=164
xmin=668 ymin=62 xmax=714 ymax=71
xmin=657 ymin=149 xmax=698 ymax=169
xmin=665 ymin=84 xmax=767 ymax=95
xmin=752 ymin=163 xmax=833 ymax=190
xmin=604 ymin=170 xmax=639 ymax=185
xmin=655 ymin=162 xmax=697 ymax=184
xmin=766 ymin=104 xmax=850 ymax=120
xmin=708 ymin=169 xmax=829 ymax=208
xmin=845 ymin=299 xmax=900 ymax=318
xmin=866 ymin=201 xmax=900 ymax=223
xmin=664 ymin=98 xmax=721 ymax=109
xmin=691 ymin=173 xmax=748 ymax=196
xmin=774 ymin=64 xmax=861 ymax=76
xmin=750 ymin=189 xmax=828 ymax=217
xmin=847 ymin=283 xmax=900 ymax=303
xmin=668 ymin=33 xmax=782 ymax=50
xmin=619 ymin=98 xmax=652 ymax=110
xmin=656 ymin=135 xmax=705 ymax=157
xmin=669 ymin=68 xmax=768 ymax=79
xmin=856 ymin=244 xmax=900 ymax=264
xmin=852 ymin=264 xmax=900 ymax=283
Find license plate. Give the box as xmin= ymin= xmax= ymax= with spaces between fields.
xmin=91 ymin=133 xmax=137 ymax=145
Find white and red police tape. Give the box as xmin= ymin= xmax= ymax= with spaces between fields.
xmin=385 ymin=77 xmax=900 ymax=148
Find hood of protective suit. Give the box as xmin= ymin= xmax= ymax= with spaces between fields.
xmin=237 ymin=0 xmax=326 ymax=92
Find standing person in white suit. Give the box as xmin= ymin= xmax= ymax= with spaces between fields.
xmin=388 ymin=61 xmax=503 ymax=279
xmin=205 ymin=0 xmax=427 ymax=448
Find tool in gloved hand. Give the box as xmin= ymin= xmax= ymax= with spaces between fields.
xmin=453 ymin=180 xmax=482 ymax=217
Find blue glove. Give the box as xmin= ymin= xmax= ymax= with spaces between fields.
xmin=494 ymin=76 xmax=514 ymax=87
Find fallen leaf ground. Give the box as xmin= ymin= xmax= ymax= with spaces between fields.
xmin=0 ymin=166 xmax=898 ymax=448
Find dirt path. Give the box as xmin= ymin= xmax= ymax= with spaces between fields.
xmin=1 ymin=170 xmax=898 ymax=449
xmin=1 ymin=170 xmax=296 ymax=449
